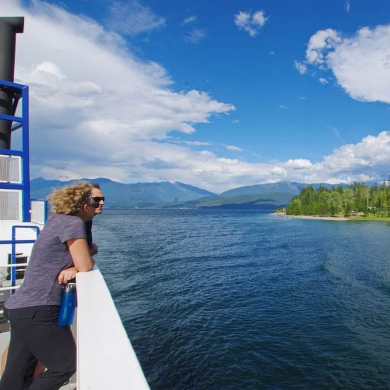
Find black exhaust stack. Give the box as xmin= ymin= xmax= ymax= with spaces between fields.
xmin=0 ymin=17 xmax=24 ymax=149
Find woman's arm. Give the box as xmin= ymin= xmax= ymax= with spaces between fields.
xmin=68 ymin=238 xmax=95 ymax=271
xmin=57 ymin=238 xmax=95 ymax=283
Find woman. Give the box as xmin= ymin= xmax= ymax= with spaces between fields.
xmin=0 ymin=182 xmax=98 ymax=390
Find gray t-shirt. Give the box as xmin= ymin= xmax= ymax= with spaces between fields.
xmin=5 ymin=214 xmax=86 ymax=309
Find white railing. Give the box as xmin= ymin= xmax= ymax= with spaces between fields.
xmin=76 ymin=268 xmax=150 ymax=390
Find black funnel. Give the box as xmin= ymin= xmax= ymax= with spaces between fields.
xmin=0 ymin=17 xmax=24 ymax=149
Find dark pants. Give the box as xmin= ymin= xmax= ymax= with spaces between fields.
xmin=0 ymin=306 xmax=76 ymax=390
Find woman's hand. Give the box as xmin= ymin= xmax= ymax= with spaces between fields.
xmin=58 ymin=267 xmax=78 ymax=284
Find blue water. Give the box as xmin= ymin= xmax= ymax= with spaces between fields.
xmin=93 ymin=209 xmax=390 ymax=389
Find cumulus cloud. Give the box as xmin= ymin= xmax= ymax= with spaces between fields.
xmin=297 ymin=24 xmax=390 ymax=103
xmin=4 ymin=1 xmax=235 ymax=187
xmin=4 ymin=1 xmax=390 ymax=193
xmin=133 ymin=130 xmax=390 ymax=192
xmin=277 ymin=131 xmax=390 ymax=186
xmin=285 ymin=159 xmax=313 ymax=169
xmin=321 ymin=131 xmax=390 ymax=170
xmin=187 ymin=131 xmax=390 ymax=192
xmin=305 ymin=28 xmax=341 ymax=65
xmin=272 ymin=166 xmax=287 ymax=176
xmin=234 ymin=10 xmax=268 ymax=37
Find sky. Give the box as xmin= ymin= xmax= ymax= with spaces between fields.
xmin=2 ymin=0 xmax=390 ymax=193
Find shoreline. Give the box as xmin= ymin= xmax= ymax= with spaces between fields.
xmin=271 ymin=212 xmax=349 ymax=221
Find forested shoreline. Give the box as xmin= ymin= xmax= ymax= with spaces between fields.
xmin=284 ymin=181 xmax=390 ymax=218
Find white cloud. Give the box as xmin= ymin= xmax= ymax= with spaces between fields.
xmin=272 ymin=166 xmax=287 ymax=176
xmin=277 ymin=131 xmax=390 ymax=186
xmin=132 ymin=130 xmax=390 ymax=192
xmin=106 ymin=0 xmax=165 ymax=35
xmin=234 ymin=10 xmax=268 ymax=37
xmin=294 ymin=61 xmax=306 ymax=75
xmin=226 ymin=145 xmax=243 ymax=152
xmin=184 ymin=29 xmax=206 ymax=44
xmin=4 ymin=1 xmax=235 ymax=187
xmin=4 ymin=1 xmax=390 ymax=193
xmin=298 ymin=24 xmax=390 ymax=103
xmin=305 ymin=28 xmax=341 ymax=65
xmin=183 ymin=16 xmax=197 ymax=25
xmin=176 ymin=140 xmax=211 ymax=147
xmin=182 ymin=131 xmax=390 ymax=192
xmin=286 ymin=159 xmax=312 ymax=169
xmin=321 ymin=131 xmax=390 ymax=170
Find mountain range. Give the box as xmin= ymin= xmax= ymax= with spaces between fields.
xmin=30 ymin=177 xmax=330 ymax=210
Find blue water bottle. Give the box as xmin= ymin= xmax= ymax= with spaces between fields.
xmin=58 ymin=282 xmax=77 ymax=326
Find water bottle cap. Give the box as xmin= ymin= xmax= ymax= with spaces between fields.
xmin=63 ymin=282 xmax=76 ymax=293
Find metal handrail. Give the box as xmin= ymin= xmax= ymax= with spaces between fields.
xmin=0 ymin=286 xmax=20 ymax=292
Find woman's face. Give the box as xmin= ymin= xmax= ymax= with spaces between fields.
xmin=91 ymin=188 xmax=105 ymax=215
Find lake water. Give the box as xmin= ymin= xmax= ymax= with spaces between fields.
xmin=92 ymin=209 xmax=390 ymax=389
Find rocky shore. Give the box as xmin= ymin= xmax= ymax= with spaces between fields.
xmin=272 ymin=212 xmax=349 ymax=221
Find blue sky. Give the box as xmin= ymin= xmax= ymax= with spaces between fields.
xmin=4 ymin=0 xmax=390 ymax=193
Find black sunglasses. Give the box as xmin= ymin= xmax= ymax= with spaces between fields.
xmin=89 ymin=196 xmax=105 ymax=207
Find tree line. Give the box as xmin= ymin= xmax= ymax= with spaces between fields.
xmin=285 ymin=180 xmax=390 ymax=217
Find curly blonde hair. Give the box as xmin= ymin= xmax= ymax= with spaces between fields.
xmin=48 ymin=181 xmax=95 ymax=215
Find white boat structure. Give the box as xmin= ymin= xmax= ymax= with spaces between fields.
xmin=0 ymin=16 xmax=149 ymax=389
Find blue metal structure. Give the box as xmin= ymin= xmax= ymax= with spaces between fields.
xmin=0 ymin=80 xmax=42 ymax=289
xmin=0 ymin=79 xmax=30 ymax=222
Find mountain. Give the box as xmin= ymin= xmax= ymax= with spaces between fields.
xmin=220 ymin=181 xmax=330 ymax=197
xmin=30 ymin=177 xmax=216 ymax=208
xmin=30 ymin=178 xmax=334 ymax=210
xmin=162 ymin=192 xmax=293 ymax=210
